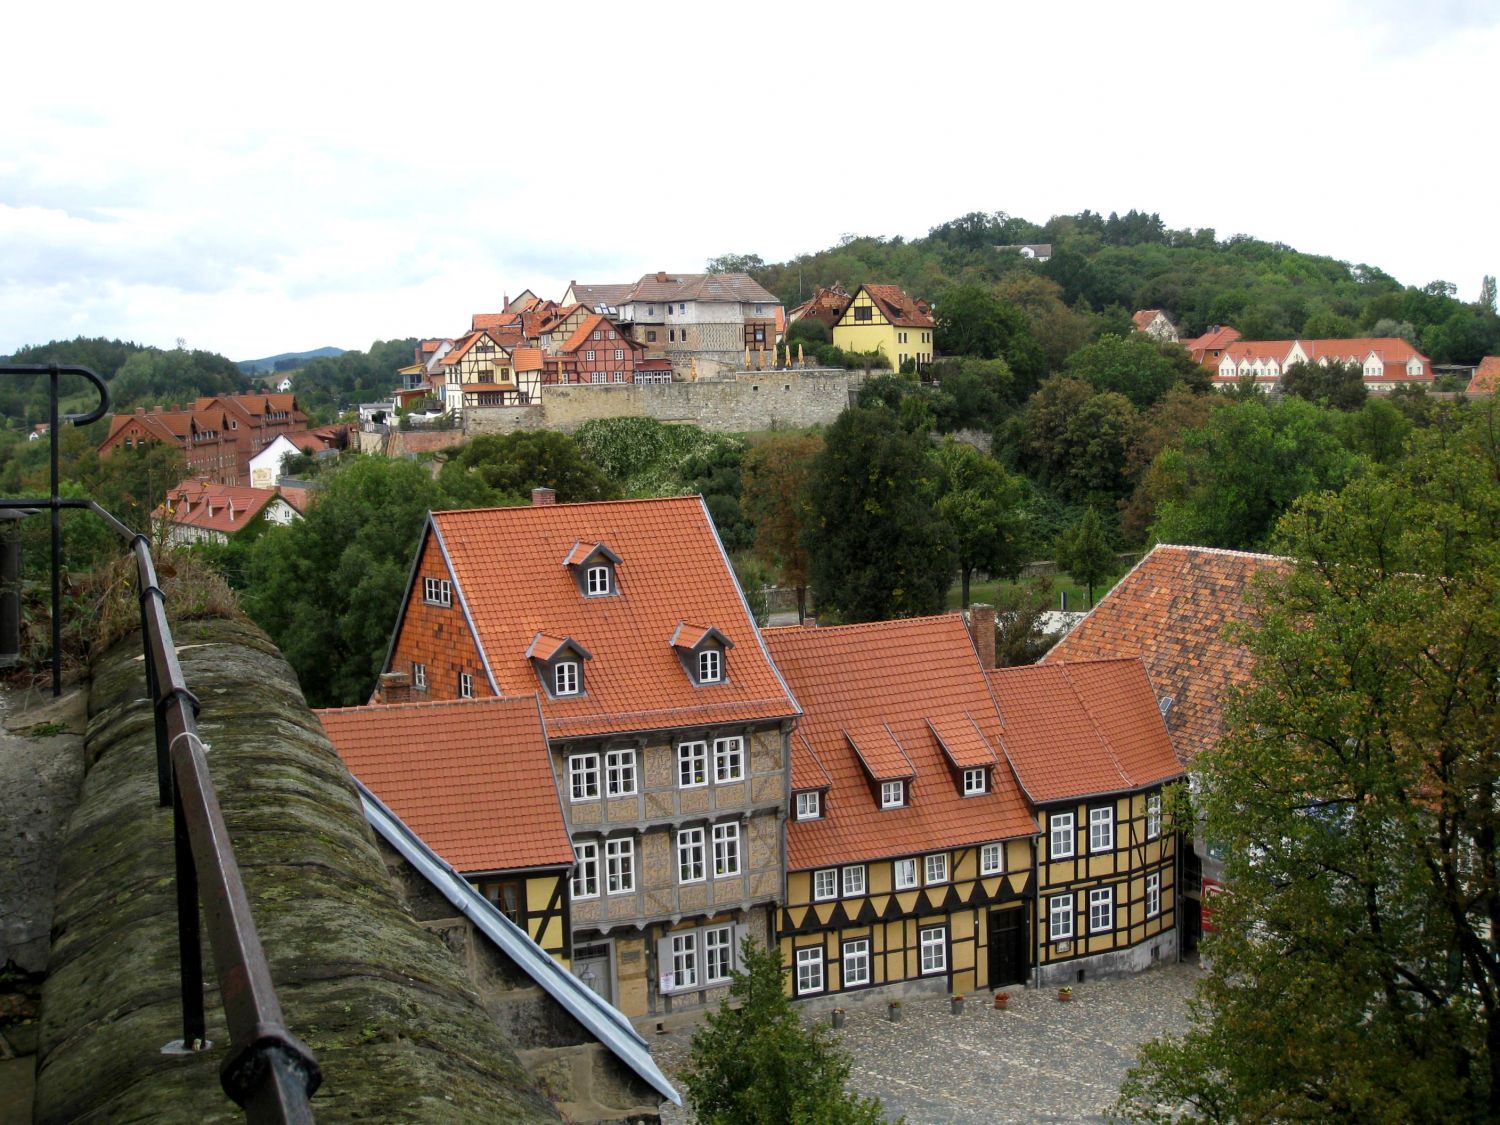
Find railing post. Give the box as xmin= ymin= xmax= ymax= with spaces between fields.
xmin=49 ymin=365 xmax=62 ymax=696
xmin=169 ymin=780 xmax=208 ymax=1053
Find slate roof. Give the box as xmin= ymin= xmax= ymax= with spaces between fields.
xmin=622 ymin=272 xmax=779 ymax=306
xmin=423 ymin=497 xmax=799 ymax=738
xmin=1041 ymin=544 xmax=1289 ymax=765
xmin=567 ymin=282 xmax=634 ymax=310
xmin=318 ymin=695 xmax=574 ymax=873
xmin=763 ymin=615 xmax=1036 ymax=870
xmin=859 ymin=284 xmax=934 ymax=328
xmin=988 ymin=659 xmax=1183 ymax=804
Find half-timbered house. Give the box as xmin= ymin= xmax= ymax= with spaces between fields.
xmin=831 ymin=284 xmax=934 ymax=373
xmin=439 ymin=328 xmax=519 ymax=413
xmin=556 ymin=314 xmax=647 ymax=384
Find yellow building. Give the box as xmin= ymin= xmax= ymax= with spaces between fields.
xmin=831 ymin=284 xmax=935 ymax=372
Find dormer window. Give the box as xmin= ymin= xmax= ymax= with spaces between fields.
xmin=565 ymin=541 xmax=621 ymax=597
xmin=528 ymin=632 xmax=591 ymax=698
xmin=794 ymin=791 xmax=821 ymax=820
xmin=586 ymin=565 xmax=611 ymax=596
xmin=880 ymin=780 xmax=906 ymax=809
xmin=698 ymin=649 xmax=721 ymax=683
xmin=672 ymin=622 xmax=733 ymax=687
xmin=962 ymin=767 xmax=987 ymax=796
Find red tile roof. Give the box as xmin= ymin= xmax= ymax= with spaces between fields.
xmin=153 ymin=478 xmax=290 ymax=535
xmin=1213 ymin=337 xmax=1432 ymax=381
xmin=1042 ymin=544 xmax=1289 ymax=765
xmin=1180 ymin=325 xmax=1241 ymax=364
xmin=763 ymin=615 xmax=1036 ymax=870
xmin=317 ymin=695 xmax=574 ymax=872
xmin=988 ymin=659 xmax=1182 ymax=804
xmin=859 ymin=284 xmax=934 ymax=328
xmin=1467 ymin=356 xmax=1500 ymax=395
xmin=421 ymin=497 xmax=798 ymax=738
xmin=1131 ymin=309 xmax=1168 ymax=331
xmin=558 ymin=314 xmax=640 ymax=356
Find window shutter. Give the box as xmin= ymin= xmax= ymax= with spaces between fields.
xmin=656 ymin=934 xmax=676 ymax=993
xmin=733 ymin=923 xmax=749 ymax=972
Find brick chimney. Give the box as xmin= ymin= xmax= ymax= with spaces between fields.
xmin=656 ymin=271 xmax=668 ymax=282
xmin=531 ymin=487 xmax=556 ymax=506
xmin=968 ymin=603 xmax=996 ymax=669
xmin=375 ymin=671 xmax=412 ymax=704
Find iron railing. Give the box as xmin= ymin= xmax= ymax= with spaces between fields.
xmin=0 ymin=364 xmax=321 ymax=1121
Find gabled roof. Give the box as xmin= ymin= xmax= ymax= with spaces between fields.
xmin=762 ymin=615 xmax=1036 ymax=870
xmin=442 ymin=330 xmax=510 ymax=366
xmin=1132 ymin=309 xmax=1169 ymax=331
xmin=510 ymin=347 xmax=546 ymax=372
xmin=567 ymin=282 xmax=634 ymax=310
xmin=472 ymin=312 xmax=520 ymax=332
xmin=927 ymin=715 xmax=998 ymax=770
xmin=1214 ymin=337 xmax=1432 ymax=378
xmin=559 ymin=314 xmax=642 ymax=355
xmin=788 ymin=286 xmax=852 ymax=330
xmin=988 ymin=659 xmax=1183 ymax=804
xmin=526 ymin=632 xmax=591 ymax=663
xmin=419 ymin=497 xmax=799 ymax=738
xmin=153 ymin=478 xmax=288 ymax=535
xmin=563 ymin=540 xmax=621 ymax=567
xmin=857 ymin=284 xmax=934 ymax=328
xmin=670 ymin=622 xmax=732 ymax=652
xmin=319 ymin=696 xmax=574 ymax=872
xmin=621 ymin=272 xmax=778 ymax=306
xmin=1042 ymin=544 xmax=1290 ymax=765
xmin=1468 ymin=356 xmax=1500 ymax=395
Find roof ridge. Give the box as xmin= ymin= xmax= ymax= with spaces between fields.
xmin=435 ymin=495 xmax=702 ymax=518
xmin=762 ymin=612 xmax=963 ymax=636
xmin=1152 ymin=543 xmax=1290 ymax=563
xmin=315 ymin=694 xmax=541 ymax=716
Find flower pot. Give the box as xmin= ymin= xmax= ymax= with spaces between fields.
xmin=993 ymin=993 xmax=1010 ymax=1011
xmin=1057 ymin=988 xmax=1073 ymax=1002
xmin=950 ymin=996 xmax=964 ymax=1015
xmin=832 ymin=1008 xmax=846 ymax=1029
xmin=887 ymin=1002 xmax=902 ymax=1023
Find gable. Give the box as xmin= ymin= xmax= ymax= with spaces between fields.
xmin=384 ymin=522 xmax=495 ymax=701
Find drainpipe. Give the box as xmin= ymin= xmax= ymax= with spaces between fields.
xmin=1031 ymin=834 xmax=1042 ymax=991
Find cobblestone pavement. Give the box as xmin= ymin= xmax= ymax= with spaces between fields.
xmin=651 ymin=960 xmax=1199 ymax=1123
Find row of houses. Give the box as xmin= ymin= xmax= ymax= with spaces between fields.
xmin=315 ymin=492 xmax=1191 ymax=1021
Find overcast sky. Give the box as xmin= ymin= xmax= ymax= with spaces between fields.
xmin=3 ymin=0 xmax=1495 ymax=361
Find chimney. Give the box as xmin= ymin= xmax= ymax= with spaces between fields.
xmin=135 ymin=407 xmax=146 ymax=416
xmin=531 ymin=487 xmax=556 ymax=506
xmin=803 ymin=616 xmax=817 ymax=629
xmin=968 ymin=603 xmax=997 ymax=669
xmin=376 ymin=671 xmax=412 ymax=705
xmin=656 ymin=271 xmax=668 ymax=283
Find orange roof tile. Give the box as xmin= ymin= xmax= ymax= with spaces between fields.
xmin=510 ymin=346 xmax=545 ymax=372
xmin=317 ymin=696 xmax=573 ymax=872
xmin=153 ymin=478 xmax=289 ymax=535
xmin=1468 ymin=356 xmax=1500 ymax=395
xmin=420 ymin=497 xmax=798 ymax=738
xmin=927 ymin=715 xmax=998 ymax=770
xmin=860 ymin=284 xmax=934 ymax=328
xmin=844 ymin=723 xmax=916 ymax=782
xmin=988 ymin=659 xmax=1182 ymax=804
xmin=1042 ymin=544 xmax=1289 ymax=765
xmin=762 ymin=615 xmax=1036 ymax=870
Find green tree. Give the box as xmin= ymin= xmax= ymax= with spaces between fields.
xmin=932 ymin=440 xmax=1026 ymax=607
xmin=1011 ymin=377 xmax=1141 ymax=504
xmin=1063 ymin=333 xmax=1205 ymax=409
xmin=805 ymin=406 xmax=953 ymax=622
xmin=1117 ymin=405 xmax=1500 ymax=1123
xmin=1053 ymin=507 xmax=1113 ymax=606
xmin=1279 ymin=358 xmax=1367 ymax=411
xmin=437 ymin=431 xmax=619 ymax=506
xmin=682 ymin=939 xmax=888 ymax=1125
xmin=932 ymin=283 xmax=1046 ymax=399
xmin=741 ymin=433 xmax=822 ymax=622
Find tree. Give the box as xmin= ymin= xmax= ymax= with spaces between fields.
xmin=437 ymin=430 xmax=619 ymax=506
xmin=804 ymin=407 xmax=953 ymax=622
xmin=706 ymin=253 xmax=766 ymax=275
xmin=681 ymin=939 xmax=888 ymax=1125
xmin=741 ymin=433 xmax=822 ymax=622
xmin=932 ymin=283 xmax=1047 ymax=400
xmin=1117 ymin=405 xmax=1500 ymax=1122
xmin=1053 ymin=507 xmax=1113 ymax=606
xmin=1011 ymin=377 xmax=1141 ymax=504
xmin=1279 ymin=358 xmax=1367 ymax=411
xmin=1062 ymin=333 xmax=1203 ymax=409
xmin=932 ymin=440 xmax=1026 ymax=607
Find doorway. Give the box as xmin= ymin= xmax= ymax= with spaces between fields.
xmin=573 ymin=941 xmax=613 ymax=1004
xmin=987 ymin=906 xmax=1028 ymax=987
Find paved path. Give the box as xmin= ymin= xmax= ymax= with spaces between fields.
xmin=652 ymin=961 xmax=1199 ymax=1123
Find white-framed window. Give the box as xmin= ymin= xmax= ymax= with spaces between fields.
xmin=919 ymin=927 xmax=947 ymax=974
xmin=677 ymin=741 xmax=707 ymax=788
xmin=554 ymin=661 xmax=580 ymax=696
xmin=1089 ymin=887 xmax=1114 ymax=933
xmin=712 ymin=822 xmax=741 ymax=876
xmin=671 ymin=933 xmax=698 ymax=990
xmin=962 ymin=767 xmax=987 ymax=795
xmin=459 ymin=672 xmax=474 ymax=698
xmin=592 ymin=329 xmax=601 ymax=340
xmin=586 ymin=565 xmax=611 ymax=595
xmin=842 ymin=864 xmax=866 ymax=897
xmin=695 ymin=645 xmax=725 ymax=684
xmin=614 ymin=348 xmax=624 ymax=361
xmin=677 ymin=827 xmax=705 ymax=883
xmin=605 ymin=748 xmax=636 ymax=796
xmin=411 ymin=662 xmax=427 ymax=691
xmin=794 ymin=791 xmax=821 ymax=820
xmin=1146 ymin=872 xmax=1161 ymax=918
xmin=880 ymin=780 xmax=905 ymax=809
xmin=1049 ymin=893 xmax=1073 ymax=941
xmin=1090 ymin=807 xmax=1114 ymax=853
xmin=423 ymin=576 xmax=452 ymax=606
xmin=606 ymin=837 xmax=635 ymax=894
xmin=843 ymin=939 xmax=871 ymax=987
xmin=1146 ymin=793 xmax=1163 ymax=840
xmin=1050 ymin=812 xmax=1075 ymax=859
xmin=893 ymin=857 xmax=918 ymax=890
xmin=980 ymin=842 xmax=1004 ymax=876
xmin=568 ymin=753 xmax=600 ymax=802
xmin=586 ymin=349 xmax=596 ymax=362
xmin=924 ymin=853 xmax=948 ymax=885
xmin=795 ymin=947 xmax=823 ymax=994
xmin=704 ymin=926 xmax=733 ymax=983
xmin=813 ymin=868 xmax=837 ymax=901
xmin=713 ymin=736 xmax=743 ymax=782
xmin=572 ymin=842 xmax=599 ymax=899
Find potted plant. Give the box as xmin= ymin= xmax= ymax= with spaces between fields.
xmin=993 ymin=991 xmax=1011 ymax=1010
xmin=1057 ymin=985 xmax=1074 ymax=1002
xmin=831 ymin=1007 xmax=846 ymax=1029
xmin=950 ymin=993 xmax=965 ymax=1015
xmin=887 ymin=1000 xmax=903 ymax=1023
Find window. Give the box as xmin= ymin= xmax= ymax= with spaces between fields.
xmin=712 ymin=822 xmax=740 ymax=876
xmin=605 ymin=749 xmax=636 ymax=796
xmin=713 ymin=736 xmax=743 ymax=782
xmin=572 ymin=842 xmax=599 ymax=898
xmin=963 ymin=767 xmax=987 ymax=795
xmin=677 ymin=741 xmax=707 ymax=787
xmin=925 ymin=853 xmax=948 ymax=885
xmin=614 ymin=348 xmax=624 ymax=361
xmin=483 ymin=880 xmax=522 ymax=924
xmin=423 ymin=577 xmax=452 ymax=606
xmin=704 ymin=926 xmax=733 ymax=983
xmin=606 ymin=837 xmax=635 ymax=894
xmin=608 ymin=330 xmax=616 ymax=340
xmin=586 ymin=349 xmax=596 ymax=362
xmin=592 ymin=329 xmax=601 ymax=340
xmin=459 ymin=672 xmax=474 ymax=698
xmin=1049 ymin=893 xmax=1073 ymax=941
xmin=843 ymin=939 xmax=870 ymax=987
xmin=568 ymin=753 xmax=600 ymax=802
xmin=671 ymin=933 xmax=698 ymax=990
xmin=1146 ymin=793 xmax=1163 ymax=839
xmin=669 ymin=329 xmax=676 ymax=342
xmin=586 ymin=566 xmax=611 ymax=595
xmin=1089 ymin=887 xmax=1114 ymax=933
xmin=411 ymin=662 xmax=427 ymax=691
xmin=980 ymin=842 xmax=1004 ymax=876
xmin=678 ymin=303 xmax=685 ymax=313
xmin=894 ymin=857 xmax=918 ymax=890
xmin=677 ymin=827 xmax=705 ymax=883
xmin=647 ymin=330 xmax=657 ymax=342
xmin=794 ymin=791 xmax=821 ymax=820
xmin=1090 ymin=807 xmax=1114 ymax=852
xmin=795 ymin=947 xmax=823 ymax=994
xmin=698 ymin=649 xmax=722 ymax=684
xmin=554 ymin=661 xmax=580 ymax=696
xmin=842 ymin=865 xmax=866 ymax=897
xmin=854 ymin=305 xmax=872 ymax=322
xmin=813 ymin=869 xmax=837 ymax=901
xmin=1050 ymin=812 xmax=1075 ymax=859
xmin=919 ymin=927 xmax=946 ymax=974
xmin=880 ymin=780 xmax=905 ymax=809
xmin=1146 ymin=872 xmax=1161 ymax=918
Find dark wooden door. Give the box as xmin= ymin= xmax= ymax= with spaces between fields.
xmin=988 ymin=906 xmax=1028 ymax=987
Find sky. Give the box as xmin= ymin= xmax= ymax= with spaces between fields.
xmin=3 ymin=0 xmax=1496 ymax=361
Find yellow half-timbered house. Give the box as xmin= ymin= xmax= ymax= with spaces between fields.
xmin=831 ymin=284 xmax=935 ymax=373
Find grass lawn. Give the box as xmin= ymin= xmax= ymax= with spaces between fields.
xmin=945 ymin=571 xmax=1123 ymax=614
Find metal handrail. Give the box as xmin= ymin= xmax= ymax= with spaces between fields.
xmin=0 ymin=364 xmax=320 ymax=1121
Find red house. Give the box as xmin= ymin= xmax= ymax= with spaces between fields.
xmin=556 ymin=314 xmax=646 ymax=384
